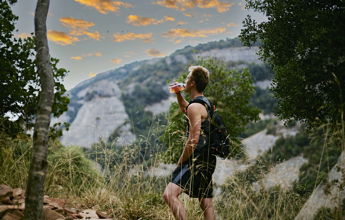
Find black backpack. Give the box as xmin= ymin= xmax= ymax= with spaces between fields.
xmin=188 ymin=96 xmax=230 ymax=158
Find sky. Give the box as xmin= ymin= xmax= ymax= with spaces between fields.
xmin=12 ymin=0 xmax=266 ymax=90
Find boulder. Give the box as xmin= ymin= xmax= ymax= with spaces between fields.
xmin=0 ymin=185 xmax=13 ymax=205
xmin=1 ymin=209 xmax=24 ymax=220
xmin=43 ymin=207 xmax=65 ymax=220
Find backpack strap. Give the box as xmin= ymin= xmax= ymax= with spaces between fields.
xmin=186 ymin=96 xmax=214 ymax=118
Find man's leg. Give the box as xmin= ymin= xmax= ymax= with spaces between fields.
xmin=163 ymin=182 xmax=187 ymax=220
xmin=199 ymin=198 xmax=215 ymax=220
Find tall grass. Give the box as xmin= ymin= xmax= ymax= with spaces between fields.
xmin=1 ymin=116 xmax=345 ymax=219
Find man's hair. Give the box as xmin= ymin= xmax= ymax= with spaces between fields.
xmin=189 ymin=65 xmax=210 ymax=92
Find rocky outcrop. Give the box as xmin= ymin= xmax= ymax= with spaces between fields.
xmin=0 ymin=184 xmax=111 ymax=220
xmin=194 ymin=47 xmax=261 ymax=63
xmin=58 ymin=80 xmax=136 ymax=148
xmin=295 ymin=151 xmax=345 ymax=220
xmin=58 ymin=41 xmax=263 ymax=148
xmin=252 ymin=156 xmax=308 ymax=191
xmin=243 ymin=129 xmax=280 ymax=162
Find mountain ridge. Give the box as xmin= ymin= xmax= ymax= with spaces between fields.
xmin=56 ymin=37 xmax=267 ymax=148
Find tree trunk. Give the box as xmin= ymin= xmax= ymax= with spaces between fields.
xmin=23 ymin=0 xmax=54 ymax=219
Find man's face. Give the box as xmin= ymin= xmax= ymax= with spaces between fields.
xmin=184 ymin=72 xmax=194 ymax=92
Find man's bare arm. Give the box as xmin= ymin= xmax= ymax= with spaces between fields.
xmin=176 ymin=92 xmax=189 ymax=114
xmin=177 ymin=104 xmax=202 ymax=165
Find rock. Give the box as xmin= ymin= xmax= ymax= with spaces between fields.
xmin=0 ymin=185 xmax=13 ymax=205
xmin=64 ymin=207 xmax=78 ymax=214
xmin=43 ymin=207 xmax=65 ymax=220
xmin=243 ymin=129 xmax=279 ymax=161
xmin=1 ymin=209 xmax=24 ymax=220
xmin=213 ymin=158 xmax=250 ymax=186
xmin=96 ymin=210 xmax=111 ymax=219
xmin=79 ymin=209 xmax=99 ymax=218
xmin=11 ymin=188 xmax=23 ymax=198
xmin=252 ymin=156 xmax=308 ymax=191
xmin=295 ymin=151 xmax=345 ymax=220
xmin=44 ymin=197 xmax=66 ymax=209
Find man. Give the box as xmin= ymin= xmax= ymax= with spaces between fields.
xmin=163 ymin=66 xmax=216 ymax=220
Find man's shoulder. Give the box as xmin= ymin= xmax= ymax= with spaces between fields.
xmin=187 ymin=102 xmax=205 ymax=112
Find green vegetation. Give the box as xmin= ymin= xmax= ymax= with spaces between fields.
xmin=0 ymin=0 xmax=69 ymax=137
xmin=240 ymin=118 xmax=277 ymax=138
xmin=0 ymin=132 xmax=101 ymax=195
xmin=241 ymin=0 xmax=345 ymax=126
xmin=3 ymin=121 xmax=343 ymax=219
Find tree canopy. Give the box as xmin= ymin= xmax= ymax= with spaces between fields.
xmin=240 ymin=0 xmax=345 ymax=126
xmin=0 ymin=0 xmax=69 ymax=136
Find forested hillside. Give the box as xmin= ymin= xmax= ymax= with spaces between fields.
xmin=57 ymin=38 xmax=275 ymax=148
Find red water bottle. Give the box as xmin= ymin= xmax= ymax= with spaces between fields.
xmin=169 ymin=83 xmax=186 ymax=93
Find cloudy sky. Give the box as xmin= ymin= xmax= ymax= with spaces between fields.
xmin=12 ymin=0 xmax=265 ymax=90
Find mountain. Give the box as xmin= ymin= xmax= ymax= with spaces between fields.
xmin=55 ymin=38 xmax=271 ymax=148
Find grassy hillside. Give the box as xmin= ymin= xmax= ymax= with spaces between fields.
xmin=1 ymin=120 xmax=344 ymax=219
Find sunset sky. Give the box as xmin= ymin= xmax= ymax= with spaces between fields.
xmin=12 ymin=0 xmax=266 ymax=90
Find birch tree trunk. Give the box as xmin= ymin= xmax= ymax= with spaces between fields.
xmin=23 ymin=0 xmax=54 ymax=219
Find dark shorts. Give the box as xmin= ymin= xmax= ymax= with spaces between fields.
xmin=171 ymin=160 xmax=215 ymax=198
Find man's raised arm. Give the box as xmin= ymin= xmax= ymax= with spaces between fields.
xmin=176 ymin=92 xmax=189 ymax=114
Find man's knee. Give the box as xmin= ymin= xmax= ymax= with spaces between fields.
xmin=163 ymin=183 xmax=181 ymax=203
xmin=163 ymin=188 xmax=171 ymax=203
xmin=199 ymin=198 xmax=213 ymax=210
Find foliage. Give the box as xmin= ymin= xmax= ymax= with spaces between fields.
xmin=240 ymin=0 xmax=345 ymax=126
xmin=248 ymin=63 xmax=273 ymax=82
xmin=233 ymin=123 xmax=343 ymax=199
xmin=239 ymin=118 xmax=276 ymax=138
xmin=0 ymin=0 xmax=69 ymax=136
xmin=251 ymin=87 xmax=276 ymax=114
xmin=0 ymin=132 xmax=102 ymax=195
xmin=217 ymin=183 xmax=304 ymax=219
xmin=161 ymin=59 xmax=260 ymax=163
xmin=85 ymin=114 xmax=167 ymax=173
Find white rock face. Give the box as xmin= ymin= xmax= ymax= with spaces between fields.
xmin=146 ymin=163 xmax=176 ymax=177
xmin=243 ymin=129 xmax=280 ymax=161
xmin=194 ymin=47 xmax=261 ymax=63
xmin=145 ymin=96 xmax=176 ymax=115
xmin=60 ymin=80 xmax=135 ymax=148
xmin=295 ymin=151 xmax=345 ymax=220
xmin=252 ymin=156 xmax=308 ymax=191
xmin=213 ymin=158 xmax=250 ymax=186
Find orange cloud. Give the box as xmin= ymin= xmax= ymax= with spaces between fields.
xmin=164 ymin=16 xmax=175 ymax=21
xmin=127 ymin=15 xmax=175 ymax=26
xmin=84 ymin=31 xmax=101 ymax=40
xmin=227 ymin=22 xmax=237 ymax=27
xmin=111 ymin=58 xmax=122 ymax=64
xmin=162 ymin=27 xmax=226 ymax=38
xmin=74 ymin=0 xmax=132 ymax=14
xmin=146 ymin=49 xmax=165 ymax=57
xmin=60 ymin=17 xmax=101 ymax=40
xmin=154 ymin=0 xmax=232 ymax=13
xmin=71 ymin=52 xmax=102 ymax=60
xmin=174 ymin=39 xmax=182 ymax=44
xmin=88 ymin=72 xmax=97 ymax=77
xmin=48 ymin=30 xmax=79 ymax=45
xmin=183 ymin=13 xmax=192 ymax=17
xmin=60 ymin=17 xmax=95 ymax=30
xmin=17 ymin=33 xmax=31 ymax=39
xmin=113 ymin=32 xmax=153 ymax=42
xmin=71 ymin=56 xmax=83 ymax=60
